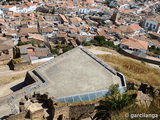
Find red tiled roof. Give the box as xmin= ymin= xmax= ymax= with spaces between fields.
xmin=59 ymin=14 xmax=68 ymax=23
xmin=119 ymin=25 xmax=142 ymax=33
xmin=121 ymin=38 xmax=148 ymax=50
xmin=97 ymin=30 xmax=106 ymax=35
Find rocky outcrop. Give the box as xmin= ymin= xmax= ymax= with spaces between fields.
xmin=136 ymin=91 xmax=153 ymax=107
xmin=127 ymin=82 xmax=160 ymax=97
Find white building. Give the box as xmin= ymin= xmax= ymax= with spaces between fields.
xmin=78 ymin=7 xmax=90 ymax=14
xmin=0 ymin=2 xmax=39 ymax=13
xmin=0 ymin=5 xmax=17 ymax=12
xmin=143 ymin=16 xmax=160 ymax=34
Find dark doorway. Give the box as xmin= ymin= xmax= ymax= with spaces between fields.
xmin=57 ymin=115 xmax=63 ymax=120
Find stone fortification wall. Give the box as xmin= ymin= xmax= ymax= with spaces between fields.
xmin=29 ymin=109 xmax=45 ymax=120
xmin=6 ymin=111 xmax=28 ymax=120
xmin=127 ymin=82 xmax=160 ymax=97
xmin=119 ymin=49 xmax=160 ymax=65
xmin=69 ymin=103 xmax=95 ymax=119
xmin=13 ymin=62 xmax=30 ymax=70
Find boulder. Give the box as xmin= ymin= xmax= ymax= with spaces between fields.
xmin=136 ymin=91 xmax=153 ymax=107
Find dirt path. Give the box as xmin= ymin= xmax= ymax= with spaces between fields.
xmin=88 ymin=49 xmax=114 ymax=55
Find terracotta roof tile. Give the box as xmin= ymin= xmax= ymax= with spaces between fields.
xmin=121 ymin=38 xmax=148 ymax=50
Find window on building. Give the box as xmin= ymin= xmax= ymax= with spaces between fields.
xmin=146 ymin=23 xmax=149 ymax=27
xmin=2 ymin=50 xmax=9 ymax=54
xmin=153 ymin=25 xmax=156 ymax=29
xmin=57 ymin=115 xmax=63 ymax=120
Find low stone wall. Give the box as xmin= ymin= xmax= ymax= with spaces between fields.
xmin=69 ymin=104 xmax=95 ymax=119
xmin=23 ymin=72 xmax=36 ymax=86
xmin=13 ymin=62 xmax=30 ymax=70
xmin=53 ymin=103 xmax=69 ymax=120
xmin=119 ymin=49 xmax=160 ymax=65
xmin=3 ymin=87 xmax=158 ymax=120
xmin=30 ymin=109 xmax=44 ymax=120
xmin=0 ymin=59 xmax=10 ymax=65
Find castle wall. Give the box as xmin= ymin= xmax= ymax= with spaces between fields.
xmin=23 ymin=72 xmax=36 ymax=86
xmin=53 ymin=103 xmax=69 ymax=120
xmin=29 ymin=109 xmax=44 ymax=120
xmin=120 ymin=49 xmax=160 ymax=65
xmin=69 ymin=104 xmax=95 ymax=120
xmin=6 ymin=111 xmax=28 ymax=120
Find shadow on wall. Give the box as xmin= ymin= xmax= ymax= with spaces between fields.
xmin=1 ymin=114 xmax=14 ymax=120
xmin=10 ymin=72 xmax=36 ymax=92
xmin=10 ymin=82 xmax=25 ymax=92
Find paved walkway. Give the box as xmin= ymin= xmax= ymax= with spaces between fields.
xmin=88 ymin=48 xmax=116 ymax=55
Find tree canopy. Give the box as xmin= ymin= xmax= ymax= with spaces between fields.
xmin=93 ymin=84 xmax=135 ymax=120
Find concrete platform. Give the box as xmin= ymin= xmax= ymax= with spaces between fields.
xmin=42 ymin=48 xmax=121 ymax=98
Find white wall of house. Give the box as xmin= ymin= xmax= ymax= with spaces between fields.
xmin=9 ymin=6 xmax=17 ymax=12
xmin=14 ymin=5 xmax=37 ymax=13
xmin=89 ymin=8 xmax=100 ymax=14
xmin=157 ymin=25 xmax=160 ymax=34
xmin=138 ymin=49 xmax=147 ymax=53
xmin=119 ymin=44 xmax=128 ymax=49
xmin=144 ymin=20 xmax=159 ymax=32
xmin=31 ymin=57 xmax=54 ymax=64
xmin=78 ymin=8 xmax=90 ymax=14
xmin=0 ymin=10 xmax=4 ymax=18
xmin=0 ymin=6 xmax=16 ymax=12
xmin=134 ymin=29 xmax=143 ymax=34
xmin=119 ymin=4 xmax=129 ymax=9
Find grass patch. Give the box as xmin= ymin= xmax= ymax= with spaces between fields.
xmin=97 ymin=54 xmax=160 ymax=88
xmin=0 ymin=73 xmax=26 ymax=85
xmin=0 ymin=62 xmax=45 ymax=85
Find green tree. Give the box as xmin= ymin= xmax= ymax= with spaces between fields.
xmin=10 ymin=1 xmax=16 ymax=5
xmin=51 ymin=48 xmax=59 ymax=55
xmin=93 ymin=84 xmax=135 ymax=120
xmin=156 ymin=7 xmax=160 ymax=12
xmin=18 ymin=41 xmax=30 ymax=46
xmin=91 ymin=35 xmax=106 ymax=46
xmin=82 ymin=41 xmax=91 ymax=46
xmin=2 ymin=2 xmax=7 ymax=5
xmin=51 ymin=7 xmax=55 ymax=14
xmin=90 ymin=35 xmax=118 ymax=50
xmin=103 ymin=0 xmax=112 ymax=6
xmin=63 ymin=45 xmax=73 ymax=53
xmin=148 ymin=45 xmax=156 ymax=51
xmin=148 ymin=45 xmax=160 ymax=55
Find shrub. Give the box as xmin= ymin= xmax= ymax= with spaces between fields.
xmin=90 ymin=35 xmax=118 ymax=50
xmin=94 ymin=84 xmax=135 ymax=120
xmin=148 ymin=45 xmax=160 ymax=55
xmin=51 ymin=49 xmax=59 ymax=55
xmin=11 ymin=58 xmax=22 ymax=64
xmin=82 ymin=41 xmax=91 ymax=46
xmin=63 ymin=45 xmax=73 ymax=53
